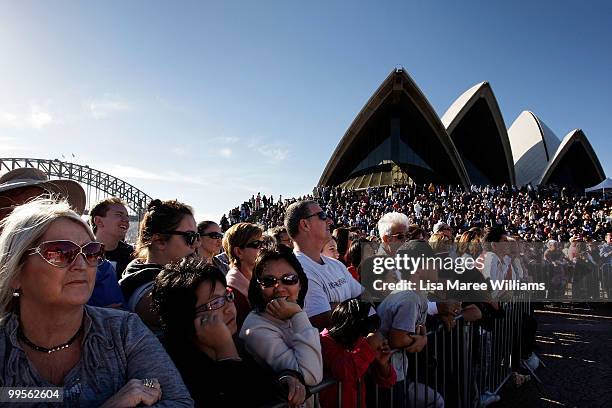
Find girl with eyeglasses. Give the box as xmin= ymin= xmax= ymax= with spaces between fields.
xmin=240 ymin=248 xmax=323 ymax=407
xmin=0 ymin=199 xmax=192 ymax=406
xmin=119 ymin=199 xmax=199 ymax=334
xmin=222 ymin=222 xmax=264 ymax=331
xmin=153 ymin=258 xmax=306 ymax=407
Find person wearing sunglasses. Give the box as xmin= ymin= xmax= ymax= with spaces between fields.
xmin=119 ymin=199 xmax=198 ymax=333
xmin=222 ymin=222 xmax=265 ymax=331
xmin=0 ymin=169 xmax=124 ymax=311
xmin=153 ymin=258 xmax=306 ymax=407
xmin=284 ymin=200 xmax=363 ymax=331
xmin=377 ymin=212 xmax=410 ymax=258
xmin=196 ymin=220 xmax=228 ymax=274
xmin=240 ymin=248 xmax=322 ymax=407
xmin=0 ymin=199 xmax=192 ymax=406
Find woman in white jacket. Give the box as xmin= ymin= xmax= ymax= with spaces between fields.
xmin=240 ymin=247 xmax=323 ymax=406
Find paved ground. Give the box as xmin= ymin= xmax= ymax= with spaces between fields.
xmin=495 ymin=304 xmax=612 ymax=408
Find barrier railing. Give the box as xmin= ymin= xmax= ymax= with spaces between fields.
xmin=530 ymin=262 xmax=612 ymax=301
xmin=264 ymin=292 xmax=538 ymax=408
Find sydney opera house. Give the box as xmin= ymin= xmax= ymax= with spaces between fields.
xmin=318 ymin=69 xmax=606 ymax=190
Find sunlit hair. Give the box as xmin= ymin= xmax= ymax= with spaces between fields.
xmin=428 ymin=232 xmax=450 ymax=253
xmin=222 ymin=222 xmax=263 ymax=268
xmin=135 ymin=199 xmax=193 ymax=260
xmin=429 ymin=232 xmax=449 ymax=243
xmin=377 ymin=212 xmax=409 ymax=239
xmin=457 ymin=228 xmax=483 ymax=257
xmin=0 ymin=198 xmax=94 ymax=319
xmin=407 ymin=224 xmax=425 ymax=240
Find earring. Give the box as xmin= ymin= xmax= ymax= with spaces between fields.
xmin=13 ymin=289 xmax=21 ymax=297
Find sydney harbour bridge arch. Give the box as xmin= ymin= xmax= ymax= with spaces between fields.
xmin=0 ymin=158 xmax=152 ymax=221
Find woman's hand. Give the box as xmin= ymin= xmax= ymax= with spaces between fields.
xmin=100 ymin=378 xmax=161 ymax=407
xmin=266 ymin=298 xmax=302 ymax=320
xmin=438 ymin=313 xmax=457 ymax=332
xmin=366 ymin=331 xmax=384 ymax=351
xmin=462 ymin=304 xmax=483 ymax=322
xmin=279 ymin=375 xmax=306 ymax=408
xmin=194 ymin=312 xmax=239 ymax=360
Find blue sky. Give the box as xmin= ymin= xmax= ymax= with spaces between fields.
xmin=1 ymin=1 xmax=610 ymax=221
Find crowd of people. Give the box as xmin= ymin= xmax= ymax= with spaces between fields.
xmin=1 ymin=168 xmax=611 ymax=407
xmin=225 ymin=184 xmax=611 ymax=243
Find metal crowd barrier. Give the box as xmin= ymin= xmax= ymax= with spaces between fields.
xmin=601 ymin=264 xmax=612 ymax=300
xmin=532 ymin=262 xmax=612 ymax=301
xmin=264 ymin=293 xmax=537 ymax=407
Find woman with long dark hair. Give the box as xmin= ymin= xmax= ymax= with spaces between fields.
xmin=332 ymin=227 xmax=351 ymax=264
xmin=153 ymin=258 xmax=306 ymax=407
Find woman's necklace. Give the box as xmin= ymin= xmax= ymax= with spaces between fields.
xmin=18 ymin=322 xmax=84 ymax=354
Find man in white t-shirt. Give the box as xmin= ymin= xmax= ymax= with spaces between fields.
xmin=478 ymin=225 xmax=510 ymax=299
xmin=284 ymin=200 xmax=363 ymax=330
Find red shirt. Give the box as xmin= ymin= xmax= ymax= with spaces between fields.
xmin=347 ymin=265 xmax=360 ymax=282
xmin=319 ymin=329 xmax=396 ymax=408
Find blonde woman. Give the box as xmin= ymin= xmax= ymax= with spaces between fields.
xmin=0 ymin=199 xmax=192 ymax=406
xmin=222 ymin=222 xmax=265 ymax=330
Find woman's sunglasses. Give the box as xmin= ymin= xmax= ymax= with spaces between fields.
xmin=195 ymin=288 xmax=235 ymax=313
xmin=27 ymin=240 xmax=105 ymax=268
xmin=202 ymin=232 xmax=224 ymax=240
xmin=163 ymin=231 xmax=200 ymax=246
xmin=242 ymin=239 xmax=265 ymax=249
xmin=258 ymin=274 xmax=300 ymax=288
